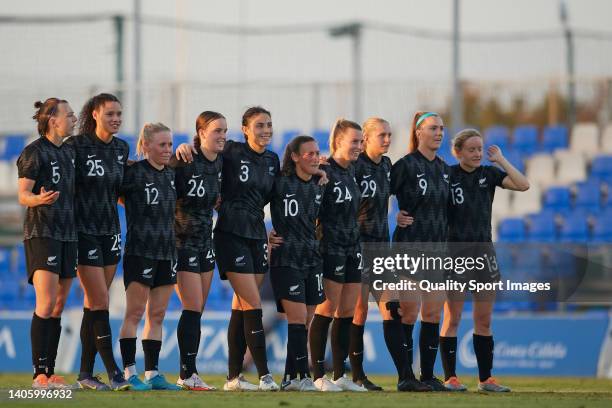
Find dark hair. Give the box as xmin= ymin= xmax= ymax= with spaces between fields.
xmin=329 ymin=118 xmax=361 ymax=155
xmin=281 ymin=135 xmax=317 ymax=176
xmin=32 ymin=98 xmax=67 ymax=137
xmin=408 ymin=111 xmax=440 ymax=153
xmin=241 ymin=106 xmax=271 ymax=141
xmin=78 ymin=93 xmax=121 ymax=135
xmin=194 ymin=111 xmax=225 ymax=150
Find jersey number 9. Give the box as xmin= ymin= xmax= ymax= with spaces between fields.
xmin=418 ymin=178 xmax=428 ymax=196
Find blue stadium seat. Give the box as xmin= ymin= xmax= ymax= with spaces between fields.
xmin=118 ymin=133 xmax=138 ymax=160
xmin=0 ymin=248 xmax=10 ymax=275
xmin=312 ymin=129 xmax=330 ymax=152
xmin=503 ymin=149 xmax=525 ymax=173
xmin=541 ymin=125 xmax=568 ymax=153
xmin=0 ymin=134 xmax=27 ymax=160
xmin=484 ymin=126 xmax=509 ymax=151
xmin=543 ymin=186 xmax=571 ymax=215
xmin=559 ymin=214 xmax=590 ymax=243
xmin=574 ymin=181 xmax=601 ymax=214
xmin=497 ymin=218 xmax=526 ymax=242
xmin=512 ymin=125 xmax=538 ymax=157
xmin=590 ymin=155 xmax=612 ymax=184
xmin=173 ymin=133 xmax=190 ymax=150
xmin=605 ymin=190 xmax=612 ymax=209
xmin=592 ymin=214 xmax=612 ymax=242
xmin=527 ymin=212 xmax=557 ymax=242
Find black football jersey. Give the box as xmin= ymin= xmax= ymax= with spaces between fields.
xmin=169 ymin=149 xmax=223 ymax=251
xmin=355 ymin=153 xmax=392 ymax=242
xmin=390 ymin=150 xmax=451 ymax=242
xmin=270 ymin=173 xmax=325 ymax=269
xmin=121 ymin=160 xmax=176 ymax=260
xmin=448 ymin=164 xmax=507 ymax=242
xmin=65 ymin=134 xmax=129 ymax=235
xmin=215 ymin=140 xmax=280 ymax=240
xmin=16 ymin=137 xmax=77 ymax=241
xmin=316 ymin=158 xmax=361 ymax=253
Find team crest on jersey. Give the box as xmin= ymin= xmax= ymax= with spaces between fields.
xmin=387 ymin=171 xmax=391 ymax=182
xmin=117 ymin=155 xmax=123 ymax=163
xmin=269 ymin=166 xmax=276 ymax=176
xmin=315 ymin=194 xmax=322 ymax=204
xmin=479 ymin=177 xmax=488 ymax=188
xmin=218 ymin=171 xmax=222 ymax=182
xmin=443 ymin=174 xmax=449 ymax=183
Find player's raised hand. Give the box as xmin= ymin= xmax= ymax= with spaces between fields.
xmin=396 ymin=210 xmax=414 ymax=228
xmin=176 ymin=143 xmax=197 ymax=163
xmin=487 ymin=145 xmax=504 ymax=163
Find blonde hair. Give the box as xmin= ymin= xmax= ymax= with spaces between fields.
xmin=328 ymin=118 xmax=361 ymax=155
xmin=362 ymin=117 xmax=389 ymax=149
xmin=408 ymin=111 xmax=440 ymax=153
xmin=136 ymin=122 xmax=171 ymax=158
xmin=452 ymin=128 xmax=482 ymax=158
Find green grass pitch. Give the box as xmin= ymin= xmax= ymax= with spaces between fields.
xmin=1 ymin=374 xmax=611 ymax=407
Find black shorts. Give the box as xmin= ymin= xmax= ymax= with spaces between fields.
xmin=322 ymin=249 xmax=363 ymax=284
xmin=270 ymin=266 xmax=325 ymax=313
xmin=214 ymin=230 xmax=268 ymax=279
xmin=25 ymin=238 xmax=77 ymax=284
xmin=176 ymin=247 xmax=215 ymax=273
xmin=77 ymin=233 xmax=122 ymax=267
xmin=123 ymin=255 xmax=177 ymax=289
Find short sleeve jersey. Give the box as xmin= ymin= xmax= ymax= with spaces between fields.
xmin=215 ymin=140 xmax=280 ymax=240
xmin=390 ymin=150 xmax=451 ymax=242
xmin=354 ymin=153 xmax=392 ymax=242
xmin=16 ymin=137 xmax=77 ymax=241
xmin=270 ymin=173 xmax=325 ymax=269
xmin=121 ymin=160 xmax=176 ymax=260
xmin=448 ymin=164 xmax=507 ymax=242
xmin=65 ymin=134 xmax=129 ymax=235
xmin=316 ymin=158 xmax=361 ymax=253
xmin=169 ymin=149 xmax=223 ymax=251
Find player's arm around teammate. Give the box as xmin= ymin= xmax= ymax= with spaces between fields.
xmin=170 ymin=111 xmax=226 ymax=390
xmin=389 ymin=111 xmax=450 ymax=391
xmin=117 ymin=123 xmax=181 ymax=391
xmin=440 ymin=129 xmax=528 ymax=392
xmin=67 ymin=93 xmax=129 ymax=390
xmin=268 ymin=136 xmax=325 ymax=391
xmin=17 ymin=98 xmax=77 ymax=389
xmin=308 ymin=119 xmax=367 ymax=392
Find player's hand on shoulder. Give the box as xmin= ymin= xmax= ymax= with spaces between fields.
xmin=487 ymin=145 xmax=504 ymax=163
xmin=176 ymin=143 xmax=197 ymax=163
xmin=396 ymin=210 xmax=414 ymax=228
xmin=268 ymin=228 xmax=284 ymax=249
xmin=316 ymin=169 xmax=329 ymax=185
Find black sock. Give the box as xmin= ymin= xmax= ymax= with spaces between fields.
xmin=331 ymin=317 xmax=352 ymax=381
xmin=473 ymin=334 xmax=494 ymax=382
xmin=348 ymin=323 xmax=365 ymax=382
xmin=78 ymin=308 xmax=97 ymax=379
xmin=401 ymin=323 xmax=416 ymax=379
xmin=177 ymin=310 xmax=202 ymax=379
xmin=288 ymin=323 xmax=309 ymax=380
xmin=284 ymin=327 xmax=296 ymax=381
xmin=46 ymin=317 xmax=62 ymax=376
xmin=243 ymin=309 xmax=269 ymax=377
xmin=227 ymin=309 xmax=246 ymax=379
xmin=309 ymin=314 xmax=332 ymax=380
xmin=31 ymin=313 xmax=50 ymax=378
xmin=119 ymin=337 xmax=137 ymax=371
xmin=439 ymin=336 xmax=457 ymax=380
xmin=142 ymin=339 xmax=162 ymax=372
xmin=383 ymin=319 xmax=410 ymax=381
xmin=91 ymin=310 xmax=121 ymax=380
xmin=419 ymin=322 xmax=440 ymax=381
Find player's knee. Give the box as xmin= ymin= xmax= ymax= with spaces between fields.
xmin=36 ymin=301 xmax=55 ymax=319
xmin=421 ymin=309 xmax=441 ymax=323
xmin=474 ymin=317 xmax=491 ymax=334
xmin=147 ymin=307 xmax=167 ymax=327
xmin=51 ymin=298 xmax=66 ymax=317
xmin=125 ymin=305 xmax=145 ymax=324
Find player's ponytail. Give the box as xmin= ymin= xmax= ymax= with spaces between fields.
xmin=452 ymin=128 xmax=482 ymax=158
xmin=281 ymin=135 xmax=316 ymax=176
xmin=32 ymin=98 xmax=67 ymax=137
xmin=194 ymin=111 xmax=225 ymax=151
xmin=78 ymin=93 xmax=120 ymax=136
xmin=329 ymin=118 xmax=361 ymax=156
xmin=136 ymin=122 xmax=171 ymax=158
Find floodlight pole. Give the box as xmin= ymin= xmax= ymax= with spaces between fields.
xmin=560 ymin=0 xmax=576 ymax=129
xmin=451 ymin=0 xmax=463 ymax=130
xmin=330 ymin=22 xmax=363 ymax=122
